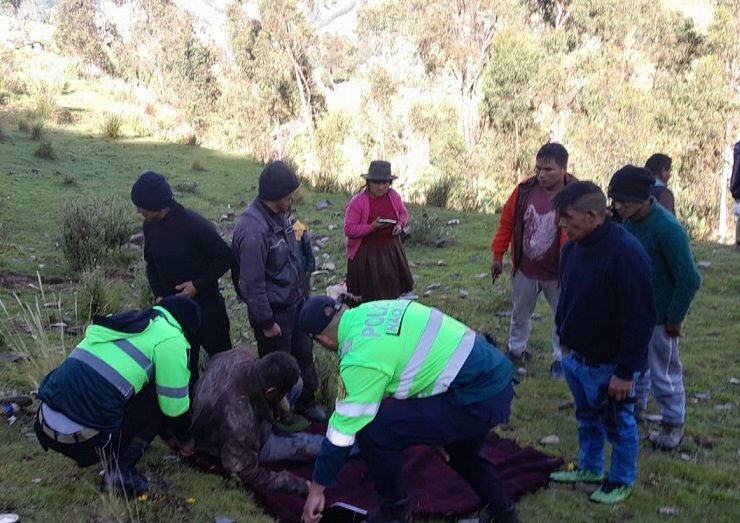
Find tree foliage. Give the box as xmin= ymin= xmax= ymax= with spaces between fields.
xmin=53 ymin=0 xmax=111 ymax=70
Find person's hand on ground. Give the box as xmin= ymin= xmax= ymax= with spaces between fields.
xmin=302 ymin=482 xmax=326 ymax=523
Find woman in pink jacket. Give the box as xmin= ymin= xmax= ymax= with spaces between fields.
xmin=344 ymin=161 xmax=414 ymax=302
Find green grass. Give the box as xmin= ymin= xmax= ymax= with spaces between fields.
xmin=1 ymin=70 xmax=740 ymax=523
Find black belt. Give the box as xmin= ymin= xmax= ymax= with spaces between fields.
xmin=570 ymin=351 xmax=610 ymax=368
xmin=38 ymin=407 xmax=100 ymax=445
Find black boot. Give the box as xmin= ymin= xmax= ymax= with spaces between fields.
xmin=365 ymin=496 xmax=411 ymax=523
xmin=100 ymin=438 xmax=150 ymax=496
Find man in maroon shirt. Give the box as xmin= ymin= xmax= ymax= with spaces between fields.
xmin=491 ymin=143 xmax=576 ymax=379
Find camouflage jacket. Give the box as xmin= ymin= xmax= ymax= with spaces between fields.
xmin=191 ymin=349 xmax=307 ymax=496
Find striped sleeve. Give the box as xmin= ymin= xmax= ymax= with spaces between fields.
xmin=326 ymin=365 xmax=389 ymax=447
xmin=152 ymin=335 xmax=191 ymax=417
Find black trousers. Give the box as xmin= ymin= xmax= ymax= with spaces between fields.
xmin=355 ymin=385 xmax=515 ymax=517
xmin=188 ymin=293 xmax=232 ymax=385
xmin=35 ymin=384 xmax=164 ymax=470
xmin=254 ymin=307 xmax=318 ymax=411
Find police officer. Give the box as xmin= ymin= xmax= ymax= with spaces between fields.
xmin=298 ymin=297 xmax=520 ymax=523
xmin=34 ymin=296 xmax=200 ymax=496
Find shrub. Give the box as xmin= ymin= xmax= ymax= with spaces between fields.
xmin=190 ymin=159 xmax=207 ymax=171
xmin=30 ymin=82 xmax=58 ymax=120
xmin=18 ymin=119 xmax=29 ymax=133
xmin=100 ymin=113 xmax=123 ymax=139
xmin=423 ymin=175 xmax=455 ymax=208
xmin=34 ymin=142 xmax=57 ymax=160
xmin=62 ymin=198 xmax=138 ymax=271
xmin=174 ymin=180 xmax=198 ymax=194
xmin=77 ymin=269 xmax=119 ymax=320
xmin=0 ymin=281 xmax=71 ymax=388
xmin=405 ymin=211 xmax=449 ymax=246
xmin=30 ymin=121 xmax=44 ymax=141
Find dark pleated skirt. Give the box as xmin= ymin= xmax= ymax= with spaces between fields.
xmin=346 ymin=238 xmax=414 ymax=302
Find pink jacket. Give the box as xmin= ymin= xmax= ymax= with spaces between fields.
xmin=344 ymin=188 xmax=409 ymax=260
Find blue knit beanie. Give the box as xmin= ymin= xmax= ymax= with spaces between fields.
xmin=131 ymin=171 xmax=174 ymax=211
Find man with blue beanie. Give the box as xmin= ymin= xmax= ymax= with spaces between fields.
xmin=131 ymin=171 xmax=234 ymax=385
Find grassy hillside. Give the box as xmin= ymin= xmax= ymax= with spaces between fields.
xmin=1 ymin=57 xmax=740 ymax=523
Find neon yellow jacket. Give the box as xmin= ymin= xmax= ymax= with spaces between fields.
xmin=327 ymin=300 xmax=477 ymax=447
xmin=71 ymin=306 xmax=191 ymax=417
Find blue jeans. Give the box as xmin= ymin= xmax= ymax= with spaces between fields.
xmin=562 ymin=355 xmax=638 ymax=487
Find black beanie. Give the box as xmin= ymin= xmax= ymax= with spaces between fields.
xmin=258 ymin=161 xmax=300 ymax=201
xmin=131 ymin=171 xmax=174 ymax=211
xmin=608 ymin=165 xmax=655 ymax=203
xmin=157 ymin=296 xmax=201 ymax=339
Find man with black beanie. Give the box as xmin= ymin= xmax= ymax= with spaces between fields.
xmin=608 ymin=165 xmax=701 ymax=451
xmin=131 ymin=171 xmax=234 ymax=385
xmin=232 ymin=161 xmax=326 ymax=423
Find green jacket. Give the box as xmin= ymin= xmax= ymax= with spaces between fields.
xmin=623 ymin=202 xmax=701 ymax=325
xmin=70 ymin=306 xmax=191 ymax=417
xmin=328 ymin=300 xmax=482 ymax=446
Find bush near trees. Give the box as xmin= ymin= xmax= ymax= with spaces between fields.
xmin=43 ymin=0 xmax=740 ymax=241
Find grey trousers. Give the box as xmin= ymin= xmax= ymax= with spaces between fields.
xmin=635 ymin=325 xmax=686 ymax=426
xmin=507 ymin=271 xmax=561 ymax=362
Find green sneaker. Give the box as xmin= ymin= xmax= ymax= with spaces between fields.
xmin=589 ymin=483 xmax=632 ymax=504
xmin=549 ymin=469 xmax=605 ymax=484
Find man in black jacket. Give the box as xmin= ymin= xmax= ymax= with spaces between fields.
xmin=232 ymin=161 xmax=325 ymax=423
xmin=131 ymin=171 xmax=234 ymax=385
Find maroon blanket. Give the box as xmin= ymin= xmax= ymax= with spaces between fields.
xmin=199 ymin=432 xmax=562 ymax=522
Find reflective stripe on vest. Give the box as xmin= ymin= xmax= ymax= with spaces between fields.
xmin=326 ymin=425 xmax=356 ymax=447
xmin=334 ymin=401 xmax=380 ymax=418
xmin=69 ymin=348 xmax=134 ymax=399
xmin=393 ymin=308 xmax=445 ymax=399
xmin=156 ymin=384 xmax=189 ymax=399
xmin=340 ymin=339 xmax=353 ymax=358
xmin=112 ymin=339 xmax=154 ymax=381
xmin=430 ymin=328 xmax=476 ymax=395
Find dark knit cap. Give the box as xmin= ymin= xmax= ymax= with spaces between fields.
xmin=299 ymin=296 xmax=342 ymax=337
xmin=608 ymin=165 xmax=655 ymax=203
xmin=157 ymin=296 xmax=201 ymax=339
xmin=258 ymin=161 xmax=300 ymax=201
xmin=131 ymin=171 xmax=174 ymax=211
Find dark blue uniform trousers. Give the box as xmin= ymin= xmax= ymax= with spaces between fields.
xmin=356 ymin=383 xmax=515 ymax=516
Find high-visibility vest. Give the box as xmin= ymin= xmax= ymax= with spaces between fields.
xmin=69 ymin=306 xmax=190 ymax=417
xmin=327 ymin=300 xmax=476 ymax=446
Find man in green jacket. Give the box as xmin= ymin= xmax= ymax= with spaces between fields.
xmin=609 ymin=166 xmax=701 ymax=450
xmin=35 ymin=296 xmax=200 ymax=495
xmin=299 ymin=297 xmax=519 ymax=523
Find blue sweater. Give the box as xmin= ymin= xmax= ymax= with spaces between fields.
xmin=623 ymin=202 xmax=700 ymax=324
xmin=556 ymin=221 xmax=655 ymax=379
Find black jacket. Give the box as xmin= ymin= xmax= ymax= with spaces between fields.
xmin=143 ymin=203 xmax=234 ymax=301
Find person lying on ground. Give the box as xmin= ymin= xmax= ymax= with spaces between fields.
xmin=191 ymin=349 xmax=324 ymax=497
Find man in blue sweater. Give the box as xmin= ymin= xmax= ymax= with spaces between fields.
xmin=548 ymin=182 xmax=655 ymax=504
xmin=608 ymin=166 xmax=701 ymax=450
